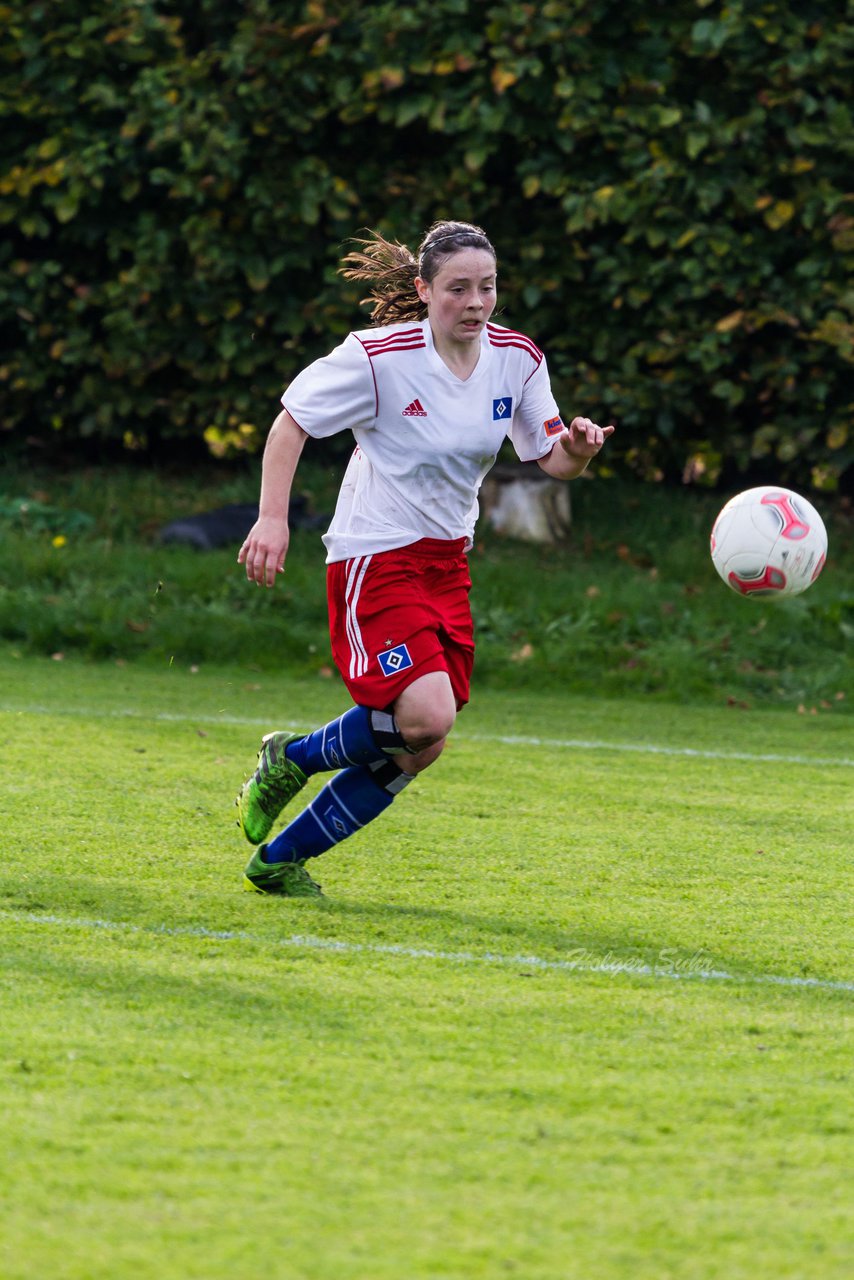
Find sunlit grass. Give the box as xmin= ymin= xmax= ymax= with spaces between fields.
xmin=1 ymin=655 xmax=851 ymax=1279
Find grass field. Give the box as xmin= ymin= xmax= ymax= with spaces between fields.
xmin=1 ymin=461 xmax=852 ymax=709
xmin=1 ymin=650 xmax=851 ymax=1279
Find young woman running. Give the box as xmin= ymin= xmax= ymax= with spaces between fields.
xmin=236 ymin=220 xmax=614 ymax=896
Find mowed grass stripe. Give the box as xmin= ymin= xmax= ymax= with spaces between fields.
xmin=4 ymin=910 xmax=852 ymax=994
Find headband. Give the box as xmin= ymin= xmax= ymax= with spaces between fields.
xmin=421 ymin=230 xmax=490 ymax=255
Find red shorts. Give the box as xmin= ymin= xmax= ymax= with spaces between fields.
xmin=327 ymin=538 xmax=474 ymax=711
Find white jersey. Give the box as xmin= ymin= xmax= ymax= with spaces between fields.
xmin=282 ymin=318 xmax=564 ymax=563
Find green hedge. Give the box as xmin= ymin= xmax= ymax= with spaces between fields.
xmin=1 ymin=0 xmax=851 ymax=488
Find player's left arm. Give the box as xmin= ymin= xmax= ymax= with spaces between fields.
xmin=538 ymin=417 xmax=616 ymax=480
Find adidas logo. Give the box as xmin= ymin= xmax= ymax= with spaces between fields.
xmin=402 ymin=398 xmax=427 ymax=417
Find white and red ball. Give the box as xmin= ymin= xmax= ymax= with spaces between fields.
xmin=710 ymin=486 xmax=827 ymax=598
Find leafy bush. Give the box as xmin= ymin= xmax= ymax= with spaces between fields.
xmin=1 ymin=1 xmax=851 ymax=488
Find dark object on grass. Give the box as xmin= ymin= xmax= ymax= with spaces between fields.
xmin=158 ymin=497 xmax=325 ymax=550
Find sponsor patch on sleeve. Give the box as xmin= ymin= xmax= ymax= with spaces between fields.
xmin=544 ymin=416 xmax=564 ymax=437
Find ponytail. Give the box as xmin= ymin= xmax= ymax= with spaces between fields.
xmin=340 ymin=232 xmax=424 ymax=325
xmin=340 ymin=221 xmax=496 ymax=327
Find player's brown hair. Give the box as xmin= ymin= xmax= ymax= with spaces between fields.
xmin=340 ymin=221 xmax=497 ymax=326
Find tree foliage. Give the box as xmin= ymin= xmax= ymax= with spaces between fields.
xmin=1 ymin=0 xmax=851 ymax=488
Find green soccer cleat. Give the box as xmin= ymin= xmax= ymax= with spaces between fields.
xmin=236 ymin=731 xmax=308 ymax=846
xmin=243 ymin=845 xmax=323 ymax=898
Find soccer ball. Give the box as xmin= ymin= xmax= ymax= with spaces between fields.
xmin=710 ymin=486 xmax=827 ymax=598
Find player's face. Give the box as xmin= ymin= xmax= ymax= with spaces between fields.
xmin=416 ymin=248 xmax=497 ymax=349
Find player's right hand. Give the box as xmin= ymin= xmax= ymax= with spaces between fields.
xmin=238 ymin=516 xmax=290 ymax=588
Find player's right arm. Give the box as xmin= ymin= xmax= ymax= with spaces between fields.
xmin=238 ymin=409 xmax=308 ymax=588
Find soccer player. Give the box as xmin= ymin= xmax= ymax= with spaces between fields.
xmin=236 ymin=220 xmax=614 ymax=896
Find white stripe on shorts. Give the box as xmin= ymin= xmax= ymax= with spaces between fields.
xmin=344 ymin=555 xmax=372 ymax=679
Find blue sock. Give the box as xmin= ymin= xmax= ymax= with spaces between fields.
xmin=285 ymin=706 xmax=409 ymax=775
xmin=265 ymin=760 xmax=413 ymax=864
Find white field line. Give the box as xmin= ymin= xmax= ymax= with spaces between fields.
xmin=2 ymin=701 xmax=853 ymax=768
xmin=465 ymin=732 xmax=854 ymax=768
xmin=3 ymin=909 xmax=852 ymax=994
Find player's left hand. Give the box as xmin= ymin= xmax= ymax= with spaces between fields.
xmin=560 ymin=417 xmax=616 ymax=459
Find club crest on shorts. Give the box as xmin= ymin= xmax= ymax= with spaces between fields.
xmin=377 ymin=643 xmax=413 ymax=677
xmin=493 ymin=397 xmax=512 ymax=421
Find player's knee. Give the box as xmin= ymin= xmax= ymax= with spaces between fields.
xmin=400 ymin=706 xmax=455 ymax=753
xmin=400 ymin=737 xmax=447 ymax=775
xmin=394 ymin=671 xmax=457 ymax=752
